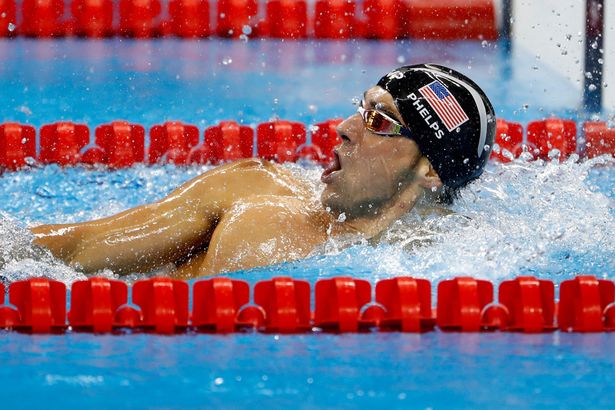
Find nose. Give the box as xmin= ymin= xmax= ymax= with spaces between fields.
xmin=336 ymin=113 xmax=363 ymax=144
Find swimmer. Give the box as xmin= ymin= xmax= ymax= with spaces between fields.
xmin=31 ymin=64 xmax=496 ymax=278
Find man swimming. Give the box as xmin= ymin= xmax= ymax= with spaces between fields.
xmin=31 ymin=64 xmax=496 ymax=279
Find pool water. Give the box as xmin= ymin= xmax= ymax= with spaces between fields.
xmin=0 ymin=38 xmax=613 ymax=408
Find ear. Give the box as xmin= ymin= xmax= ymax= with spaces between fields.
xmin=414 ymin=157 xmax=443 ymax=190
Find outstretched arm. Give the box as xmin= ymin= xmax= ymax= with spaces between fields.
xmin=30 ymin=159 xmax=304 ymax=275
xmin=31 ymin=177 xmax=222 ymax=275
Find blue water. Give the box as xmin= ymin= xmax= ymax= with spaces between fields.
xmin=0 ymin=38 xmax=586 ymax=128
xmin=0 ymin=333 xmax=613 ymax=409
xmin=0 ymin=38 xmax=614 ymax=409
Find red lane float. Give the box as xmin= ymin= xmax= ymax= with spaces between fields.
xmin=0 ymin=0 xmax=16 ymax=37
xmin=491 ymin=119 xmax=524 ymax=163
xmin=361 ymin=0 xmax=401 ymax=40
xmin=0 ymin=123 xmax=36 ymax=170
xmin=498 ymin=276 xmax=555 ymax=333
xmin=314 ymin=277 xmax=372 ymax=332
xmin=257 ymin=120 xmax=307 ymax=162
xmin=21 ymin=0 xmax=65 ymax=37
xmin=132 ymin=278 xmax=189 ymax=334
xmin=314 ymin=0 xmax=356 ymax=39
xmin=3 ymin=0 xmax=501 ymax=39
xmin=307 ymin=119 xmax=342 ymax=165
xmin=376 ymin=277 xmax=435 ymax=332
xmin=216 ymin=0 xmax=258 ymax=37
xmin=68 ymin=278 xmax=129 ymax=332
xmin=264 ymin=0 xmax=308 ymax=39
xmin=167 ymin=0 xmax=210 ymax=38
xmin=0 ymin=279 xmax=67 ymax=333
xmin=195 ymin=121 xmax=254 ymax=164
xmin=149 ymin=121 xmax=200 ymax=164
xmin=192 ymin=278 xmax=251 ymax=332
xmin=82 ymin=121 xmax=145 ymax=168
xmin=558 ymin=275 xmax=615 ymax=332
xmin=436 ymin=277 xmax=493 ymax=332
xmin=526 ymin=119 xmax=577 ymax=161
xmin=39 ymin=122 xmax=90 ymax=166
xmin=71 ymin=0 xmax=114 ymax=37
xmin=254 ymin=277 xmax=311 ymax=333
xmin=119 ymin=0 xmax=162 ymax=38
xmin=0 ymin=275 xmax=613 ymax=334
xmin=583 ymin=121 xmax=615 ymax=158
xmin=402 ymin=0 xmax=498 ymax=40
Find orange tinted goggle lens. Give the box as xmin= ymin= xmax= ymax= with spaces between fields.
xmin=363 ymin=110 xmax=395 ymax=134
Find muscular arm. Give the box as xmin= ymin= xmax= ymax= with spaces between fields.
xmin=31 ymin=159 xmax=305 ymax=275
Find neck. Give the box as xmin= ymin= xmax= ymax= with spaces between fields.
xmin=332 ymin=184 xmax=425 ymax=239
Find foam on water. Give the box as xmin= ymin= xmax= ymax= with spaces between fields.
xmin=0 ymin=157 xmax=613 ymax=285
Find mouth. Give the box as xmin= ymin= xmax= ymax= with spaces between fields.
xmin=321 ymin=151 xmax=342 ymax=183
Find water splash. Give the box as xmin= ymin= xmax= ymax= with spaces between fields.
xmin=0 ymin=158 xmax=612 ymax=285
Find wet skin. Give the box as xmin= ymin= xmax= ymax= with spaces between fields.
xmin=31 ymin=86 xmax=442 ymax=278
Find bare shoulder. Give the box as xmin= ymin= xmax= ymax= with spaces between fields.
xmin=200 ymin=195 xmax=329 ymax=275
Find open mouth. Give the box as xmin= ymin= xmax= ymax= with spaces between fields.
xmin=321 ymin=151 xmax=342 ymax=183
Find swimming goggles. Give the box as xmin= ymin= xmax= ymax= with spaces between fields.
xmin=356 ymin=105 xmax=413 ymax=139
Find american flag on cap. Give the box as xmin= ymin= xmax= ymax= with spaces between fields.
xmin=419 ymin=80 xmax=469 ymax=132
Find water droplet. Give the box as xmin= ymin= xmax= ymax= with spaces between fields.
xmin=8 ymin=22 xmax=15 ymax=32
xmin=397 ymin=55 xmax=406 ymax=64
xmin=214 ymin=377 xmax=224 ymax=386
xmin=222 ymin=57 xmax=232 ymax=65
xmin=588 ymin=84 xmax=597 ymax=92
xmin=242 ymin=25 xmax=252 ymax=35
xmin=337 ymin=212 xmax=347 ymax=223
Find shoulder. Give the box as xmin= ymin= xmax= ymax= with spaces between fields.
xmin=223 ymin=195 xmax=323 ymax=233
xmin=213 ymin=158 xmax=287 ymax=175
xmin=203 ymin=196 xmax=328 ymax=273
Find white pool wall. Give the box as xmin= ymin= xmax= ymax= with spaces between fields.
xmin=513 ymin=0 xmax=615 ymax=112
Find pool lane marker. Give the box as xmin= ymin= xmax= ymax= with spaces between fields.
xmin=0 ymin=275 xmax=613 ymax=334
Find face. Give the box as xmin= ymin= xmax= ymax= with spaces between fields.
xmin=320 ymin=86 xmax=423 ymax=216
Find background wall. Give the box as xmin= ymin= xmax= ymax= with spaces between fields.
xmin=512 ymin=0 xmax=614 ymax=114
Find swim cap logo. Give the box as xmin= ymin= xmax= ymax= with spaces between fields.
xmin=386 ymin=71 xmax=404 ymax=80
xmin=408 ymin=93 xmax=445 ymax=139
xmin=418 ymin=81 xmax=469 ymax=132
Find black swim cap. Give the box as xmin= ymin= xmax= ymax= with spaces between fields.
xmin=377 ymin=64 xmax=496 ymax=192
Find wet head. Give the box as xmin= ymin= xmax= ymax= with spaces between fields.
xmin=321 ymin=64 xmax=497 ymax=219
xmin=320 ymin=86 xmax=442 ymax=218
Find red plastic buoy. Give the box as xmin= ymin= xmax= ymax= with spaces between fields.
xmin=254 ymin=277 xmax=311 ymax=333
xmin=314 ymin=277 xmax=371 ymax=332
